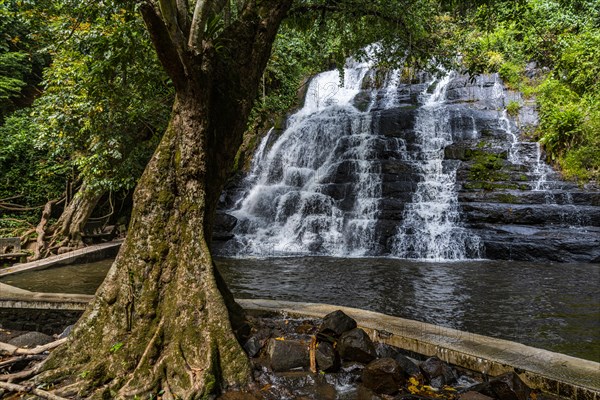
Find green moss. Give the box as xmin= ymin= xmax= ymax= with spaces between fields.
xmin=467 ymin=149 xmax=512 ymax=190
xmin=506 ymin=100 xmax=521 ymax=117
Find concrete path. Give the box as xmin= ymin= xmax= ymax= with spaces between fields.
xmin=0 ymin=240 xmax=122 ymax=278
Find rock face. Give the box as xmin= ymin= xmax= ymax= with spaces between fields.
xmin=362 ymin=358 xmax=405 ymax=395
xmin=215 ymin=70 xmax=600 ymax=263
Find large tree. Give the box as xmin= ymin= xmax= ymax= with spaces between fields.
xmin=40 ymin=0 xmax=442 ymax=398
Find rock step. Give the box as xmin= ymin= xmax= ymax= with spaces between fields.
xmin=458 ymin=190 xmax=600 ymax=206
xmin=461 ymin=202 xmax=600 ymax=226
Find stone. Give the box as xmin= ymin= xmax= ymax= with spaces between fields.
xmin=356 ymin=385 xmax=383 ymax=400
xmin=362 ymin=358 xmax=405 ymax=395
xmin=315 ymin=341 xmax=339 ymax=372
xmin=267 ymin=339 xmax=309 ymax=372
xmin=318 ymin=310 xmax=357 ymax=337
xmin=58 ymin=324 xmax=74 ymax=339
xmin=459 ymin=391 xmax=494 ymax=400
xmin=420 ymin=357 xmax=456 ymax=388
xmin=375 ymin=343 xmax=421 ymax=377
xmin=469 ymin=372 xmax=531 ymax=400
xmin=8 ymin=331 xmax=53 ymax=348
xmin=338 ymin=328 xmax=377 ymax=364
xmin=243 ymin=335 xmax=264 ymax=358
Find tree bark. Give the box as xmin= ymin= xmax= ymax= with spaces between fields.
xmin=39 ymin=1 xmax=293 ymax=398
xmin=50 ymin=183 xmax=103 ymax=248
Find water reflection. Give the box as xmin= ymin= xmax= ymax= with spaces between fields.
xmin=217 ymin=257 xmax=600 ymax=362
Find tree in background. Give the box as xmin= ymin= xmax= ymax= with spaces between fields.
xmin=0 ymin=1 xmax=173 ymax=254
xmin=38 ymin=0 xmax=447 ymax=398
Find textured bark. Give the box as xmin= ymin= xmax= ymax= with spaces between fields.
xmin=40 ymin=2 xmax=293 ymax=398
xmin=51 ymin=183 xmax=103 ymax=247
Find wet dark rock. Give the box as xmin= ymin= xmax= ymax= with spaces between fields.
xmin=338 ymin=328 xmax=377 ymax=363
xmin=213 ymin=212 xmax=238 ymax=241
xmin=318 ymin=310 xmax=357 ymax=337
xmin=244 ymin=335 xmax=264 ymax=358
xmin=375 ymin=343 xmax=421 ymax=377
xmin=362 ymin=358 xmax=405 ymax=395
xmin=459 ymin=391 xmax=495 ymax=400
xmin=8 ymin=331 xmax=53 ymax=348
xmin=58 ymin=324 xmax=74 ymax=339
xmin=469 ymin=372 xmax=531 ymax=400
xmin=315 ymin=341 xmax=339 ymax=372
xmin=420 ymin=357 xmax=456 ymax=388
xmin=266 ymin=339 xmax=309 ymax=372
xmin=356 ymin=385 xmax=384 ymax=400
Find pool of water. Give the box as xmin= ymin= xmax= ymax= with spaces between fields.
xmin=2 ymin=257 xmax=598 ymax=362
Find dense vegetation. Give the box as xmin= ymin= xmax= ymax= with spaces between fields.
xmin=455 ymin=0 xmax=600 ymax=181
xmin=1 ymin=0 xmax=598 ymax=240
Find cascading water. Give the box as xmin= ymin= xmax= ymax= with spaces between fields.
xmin=390 ymin=74 xmax=482 ymax=260
xmin=228 ymin=60 xmax=394 ymax=256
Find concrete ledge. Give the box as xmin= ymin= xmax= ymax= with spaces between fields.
xmin=0 ymin=240 xmax=122 ymax=278
xmin=238 ymin=299 xmax=600 ymax=400
xmin=0 ymin=287 xmax=597 ymax=399
xmin=0 ymin=283 xmax=92 ymax=310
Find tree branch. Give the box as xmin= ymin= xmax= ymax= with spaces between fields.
xmin=188 ymin=0 xmax=212 ymax=53
xmin=139 ymin=2 xmax=189 ymax=91
xmin=158 ymin=0 xmax=190 ymax=50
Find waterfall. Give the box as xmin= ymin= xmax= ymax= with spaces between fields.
xmin=228 ymin=60 xmax=394 ymax=256
xmin=224 ymin=64 xmax=482 ymax=259
xmin=390 ymin=74 xmax=482 ymax=260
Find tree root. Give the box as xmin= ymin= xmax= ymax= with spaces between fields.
xmin=0 ymin=381 xmax=68 ymax=400
xmin=0 ymin=354 xmax=45 ymax=369
xmin=0 ymin=338 xmax=67 ymax=356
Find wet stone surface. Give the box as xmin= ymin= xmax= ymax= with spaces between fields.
xmin=220 ymin=310 xmax=543 ymax=400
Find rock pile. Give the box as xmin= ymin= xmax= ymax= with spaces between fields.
xmin=224 ymin=310 xmax=544 ymax=400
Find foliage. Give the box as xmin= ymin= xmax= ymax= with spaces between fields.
xmin=32 ymin=2 xmax=172 ymax=195
xmin=455 ymin=0 xmax=600 ymax=182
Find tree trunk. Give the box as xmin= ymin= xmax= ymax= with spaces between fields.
xmin=39 ymin=1 xmax=293 ymax=398
xmin=51 ymin=183 xmax=103 ymax=248
xmin=40 ymin=97 xmax=250 ymax=399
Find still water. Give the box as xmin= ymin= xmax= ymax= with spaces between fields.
xmin=2 ymin=257 xmax=598 ymax=362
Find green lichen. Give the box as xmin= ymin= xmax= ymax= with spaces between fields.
xmin=495 ymin=193 xmax=520 ymax=203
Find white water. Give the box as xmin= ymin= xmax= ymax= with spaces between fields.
xmin=229 ymin=60 xmax=391 ymax=256
xmin=227 ymin=63 xmax=481 ymax=259
xmin=390 ymin=73 xmax=482 ymax=260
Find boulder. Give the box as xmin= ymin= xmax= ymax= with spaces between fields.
xmin=318 ymin=310 xmax=357 ymax=337
xmin=362 ymin=358 xmax=405 ymax=395
xmin=356 ymin=385 xmax=383 ymax=400
xmin=267 ymin=339 xmax=309 ymax=372
xmin=469 ymin=372 xmax=531 ymax=400
xmin=469 ymin=373 xmax=529 ymax=400
xmin=375 ymin=344 xmax=421 ymax=377
xmin=58 ymin=324 xmax=74 ymax=339
xmin=338 ymin=328 xmax=377 ymax=364
xmin=420 ymin=357 xmax=456 ymax=388
xmin=315 ymin=341 xmax=339 ymax=372
xmin=8 ymin=331 xmax=53 ymax=348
